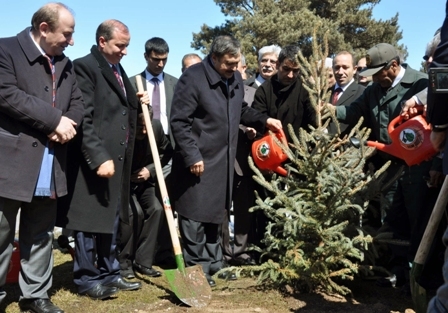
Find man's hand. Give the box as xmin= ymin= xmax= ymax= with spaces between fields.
xmin=97 ymin=160 xmax=115 ymax=178
xmin=52 ymin=116 xmax=77 ymax=144
xmin=427 ymin=170 xmax=445 ymax=188
xmin=137 ymin=91 xmax=149 ymax=106
xmin=265 ymin=118 xmax=282 ymax=132
xmin=431 ymin=130 xmax=447 ymax=151
xmin=400 ymin=98 xmax=425 ymax=120
xmin=131 ymin=167 xmax=150 ymax=183
xmin=245 ymin=127 xmax=257 ymax=140
xmin=190 ymin=160 xmax=204 ymax=177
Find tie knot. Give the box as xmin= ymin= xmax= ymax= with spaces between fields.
xmin=334 ymin=87 xmax=342 ymax=93
xmin=151 ymin=77 xmax=159 ymax=84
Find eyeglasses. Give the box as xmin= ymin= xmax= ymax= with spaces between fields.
xmin=423 ymin=55 xmax=430 ymax=61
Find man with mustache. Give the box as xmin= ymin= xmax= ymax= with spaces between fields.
xmin=245 ymin=45 xmax=281 ymax=89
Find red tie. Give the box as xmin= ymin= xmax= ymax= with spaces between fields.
xmin=112 ymin=64 xmax=126 ymax=95
xmin=331 ymin=87 xmax=342 ymax=105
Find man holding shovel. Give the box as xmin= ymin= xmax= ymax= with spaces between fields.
xmin=170 ymin=35 xmax=282 ymax=287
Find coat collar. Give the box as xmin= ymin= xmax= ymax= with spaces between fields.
xmin=203 ymin=55 xmax=238 ymax=92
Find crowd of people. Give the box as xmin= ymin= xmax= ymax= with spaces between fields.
xmin=1 ymin=2 xmax=448 ymax=313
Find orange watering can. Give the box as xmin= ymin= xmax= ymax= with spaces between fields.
xmin=351 ymin=113 xmax=437 ymax=166
xmin=252 ymin=129 xmax=289 ymax=176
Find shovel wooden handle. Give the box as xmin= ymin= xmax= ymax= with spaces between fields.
xmin=414 ymin=175 xmax=448 ymax=264
xmin=135 ymin=76 xmax=183 ymax=259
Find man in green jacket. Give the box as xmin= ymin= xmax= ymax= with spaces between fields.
xmin=332 ymin=43 xmax=433 ymax=288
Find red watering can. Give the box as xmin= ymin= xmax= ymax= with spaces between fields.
xmin=252 ymin=129 xmax=289 ymax=176
xmin=351 ymin=114 xmax=437 ymax=166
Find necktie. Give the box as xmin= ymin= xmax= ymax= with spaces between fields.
xmin=112 ymin=64 xmax=126 ymax=95
xmin=151 ymin=77 xmax=161 ymax=119
xmin=331 ymin=87 xmax=342 ymax=105
xmin=44 ymin=55 xmax=56 ymax=107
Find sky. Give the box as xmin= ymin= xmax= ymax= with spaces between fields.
xmin=0 ymin=0 xmax=445 ymax=79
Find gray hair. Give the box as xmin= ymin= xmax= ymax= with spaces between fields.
xmin=209 ymin=35 xmax=241 ymax=59
xmin=258 ymin=44 xmax=281 ymax=61
xmin=425 ymin=30 xmax=441 ymax=58
xmin=181 ymin=53 xmax=202 ymax=71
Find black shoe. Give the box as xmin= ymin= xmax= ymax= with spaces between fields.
xmin=121 ymin=269 xmax=135 ymax=279
xmin=133 ymin=262 xmax=162 ymax=277
xmin=78 ymin=283 xmax=118 ymax=300
xmin=19 ymin=299 xmax=64 ymax=313
xmin=205 ymin=274 xmax=216 ymax=287
xmin=104 ymin=277 xmax=141 ymax=291
xmin=217 ymin=270 xmax=237 ymax=281
xmin=233 ymin=257 xmax=257 ymax=266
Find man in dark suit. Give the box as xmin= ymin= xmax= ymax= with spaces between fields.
xmin=0 ymin=3 xmax=84 ymax=313
xmin=328 ymin=51 xmax=365 ymax=136
xmin=130 ymin=37 xmax=178 ymax=148
xmin=170 ymin=35 xmax=282 ymax=287
xmin=118 ymin=111 xmax=173 ymax=279
xmin=57 ymin=19 xmax=142 ymax=300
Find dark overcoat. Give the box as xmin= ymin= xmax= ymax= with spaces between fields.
xmin=57 ymin=46 xmax=138 ymax=234
xmin=0 ymin=28 xmax=84 ymax=202
xmin=169 ymin=56 xmax=267 ymax=224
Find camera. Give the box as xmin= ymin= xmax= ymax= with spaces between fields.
xmin=429 ymin=67 xmax=448 ymax=93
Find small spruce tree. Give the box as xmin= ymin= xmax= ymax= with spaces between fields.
xmin=238 ymin=29 xmax=391 ymax=295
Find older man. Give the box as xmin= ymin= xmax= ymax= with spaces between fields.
xmin=332 ymin=43 xmax=430 ymax=287
xmin=57 ymin=19 xmax=142 ymax=299
xmin=245 ymin=44 xmax=281 ymax=89
xmin=0 ymin=3 xmax=84 ymax=313
xmin=328 ymin=51 xmax=365 ymax=135
xmin=170 ymin=35 xmax=282 ymax=287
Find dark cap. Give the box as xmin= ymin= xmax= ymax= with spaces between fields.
xmin=360 ymin=43 xmax=398 ymax=76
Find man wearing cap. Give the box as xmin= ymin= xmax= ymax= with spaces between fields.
xmin=329 ymin=43 xmax=430 ymax=287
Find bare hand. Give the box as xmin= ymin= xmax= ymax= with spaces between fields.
xmin=54 ymin=116 xmax=77 ymax=144
xmin=137 ymin=91 xmax=150 ymax=106
xmin=400 ymin=98 xmax=425 ymax=120
xmin=245 ymin=127 xmax=257 ymax=140
xmin=431 ymin=131 xmax=447 ymax=151
xmin=427 ymin=170 xmax=445 ymax=188
xmin=190 ymin=161 xmax=204 ymax=177
xmin=97 ymin=160 xmax=115 ymax=178
xmin=265 ymin=118 xmax=282 ymax=132
xmin=131 ymin=167 xmax=150 ymax=183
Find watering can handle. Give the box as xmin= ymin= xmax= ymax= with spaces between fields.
xmin=388 ymin=105 xmax=424 ymax=134
xmin=274 ymin=128 xmax=288 ymax=146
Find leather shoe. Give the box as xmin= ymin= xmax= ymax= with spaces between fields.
xmin=234 ymin=257 xmax=257 ymax=266
xmin=205 ymin=274 xmax=216 ymax=287
xmin=104 ymin=277 xmax=141 ymax=291
xmin=19 ymin=298 xmax=64 ymax=313
xmin=121 ymin=269 xmax=135 ymax=279
xmin=133 ymin=262 xmax=162 ymax=277
xmin=78 ymin=283 xmax=118 ymax=300
xmin=217 ymin=270 xmax=237 ymax=281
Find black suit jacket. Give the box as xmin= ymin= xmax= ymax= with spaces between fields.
xmin=328 ymin=82 xmax=365 ymax=136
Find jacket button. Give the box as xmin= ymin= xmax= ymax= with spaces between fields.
xmin=32 ymin=141 xmax=38 ymax=147
xmin=44 ymin=86 xmax=49 ymax=92
xmin=122 ymin=110 xmax=127 ymax=116
xmin=121 ymin=125 xmax=126 ymax=130
xmin=118 ymin=155 xmax=123 ymax=161
xmin=120 ymin=140 xmax=125 ymax=145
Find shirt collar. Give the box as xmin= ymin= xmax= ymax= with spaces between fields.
xmin=391 ymin=65 xmax=405 ymax=88
xmin=334 ymin=79 xmax=354 ymax=92
xmin=145 ymin=70 xmax=164 ymax=82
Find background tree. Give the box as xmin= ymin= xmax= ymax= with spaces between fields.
xmin=192 ymin=0 xmax=406 ymax=71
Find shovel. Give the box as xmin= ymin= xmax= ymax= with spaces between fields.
xmin=135 ymin=75 xmax=211 ymax=308
xmin=410 ymin=175 xmax=448 ymax=313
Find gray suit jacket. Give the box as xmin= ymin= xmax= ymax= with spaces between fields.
xmin=129 ymin=71 xmax=178 ymax=147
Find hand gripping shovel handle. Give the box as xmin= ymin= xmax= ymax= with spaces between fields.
xmin=415 ymin=175 xmax=448 ymax=264
xmin=135 ymin=76 xmax=185 ymax=273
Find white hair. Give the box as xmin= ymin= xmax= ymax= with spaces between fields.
xmin=258 ymin=45 xmax=281 ymax=61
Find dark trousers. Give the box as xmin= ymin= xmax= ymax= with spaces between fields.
xmin=178 ymin=214 xmax=222 ymax=276
xmin=73 ymin=205 xmax=120 ymax=293
xmin=0 ymin=197 xmax=56 ymax=303
xmin=222 ymin=174 xmax=255 ymax=262
xmin=117 ymin=183 xmax=170 ymax=271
